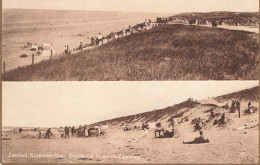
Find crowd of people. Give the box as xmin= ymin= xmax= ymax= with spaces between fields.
xmin=38 ymin=124 xmax=104 ymax=139
xmin=89 ymin=18 xmax=155 ymax=47
xmin=230 ymin=100 xmax=241 ymax=113
xmin=21 ymin=17 xmax=171 ymax=60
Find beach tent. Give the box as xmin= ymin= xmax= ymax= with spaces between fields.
xmin=42 ymin=43 xmax=55 ymax=56
xmin=173 ymin=118 xmax=179 ymax=126
xmin=102 ymin=125 xmax=109 ymax=130
xmin=97 ymin=35 xmax=103 ymax=40
xmin=31 ymin=45 xmax=38 ymax=50
xmin=148 ymin=122 xmax=157 ymax=129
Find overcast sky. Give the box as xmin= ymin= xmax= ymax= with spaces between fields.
xmin=3 ymin=0 xmax=259 ymax=13
xmin=2 ymin=81 xmax=258 ymax=127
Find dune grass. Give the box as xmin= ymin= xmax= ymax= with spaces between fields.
xmin=173 ymin=12 xmax=259 ymax=26
xmin=215 ymin=86 xmax=259 ymax=101
xmin=2 ymin=24 xmax=259 ymax=81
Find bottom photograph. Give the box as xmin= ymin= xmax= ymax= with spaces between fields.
xmin=2 ymin=81 xmax=259 ymax=164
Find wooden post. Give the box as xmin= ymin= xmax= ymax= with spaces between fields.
xmin=32 ymin=54 xmax=34 ymax=65
xmin=3 ymin=62 xmax=5 ymax=73
xmin=51 ymin=49 xmax=53 ymax=60
xmin=238 ymin=105 xmax=240 ymax=118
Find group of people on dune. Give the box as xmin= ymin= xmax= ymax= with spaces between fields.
xmin=60 ymin=19 xmax=155 ymax=55
xmin=187 ymin=18 xmax=242 ymax=27
xmin=89 ymin=19 xmax=155 ymax=46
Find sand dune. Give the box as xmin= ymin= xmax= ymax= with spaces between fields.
xmin=2 ymin=87 xmax=259 ymax=164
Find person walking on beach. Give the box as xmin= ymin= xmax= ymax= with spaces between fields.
xmin=142 ymin=123 xmax=148 ymax=138
xmin=79 ymin=42 xmax=83 ymax=52
xmin=78 ymin=125 xmax=83 ymax=137
xmin=64 ymin=126 xmax=69 ymax=139
xmin=96 ymin=37 xmax=99 ymax=46
xmin=91 ymin=36 xmax=95 ymax=45
xmin=71 ymin=126 xmax=76 ymax=137
xmin=59 ymin=127 xmax=64 ymax=138
xmin=64 ymin=45 xmax=67 ymax=54
xmin=123 ymin=28 xmax=126 ymax=36
xmin=67 ymin=45 xmax=69 ymax=54
xmin=218 ymin=113 xmax=225 ymax=127
xmin=248 ymin=101 xmax=251 ymax=108
xmin=45 ymin=128 xmax=52 ymax=139
xmin=85 ymin=126 xmax=89 ymax=137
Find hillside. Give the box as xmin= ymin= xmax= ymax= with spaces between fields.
xmin=91 ymin=100 xmax=202 ymax=126
xmin=91 ymin=99 xmax=210 ymax=127
xmin=91 ymin=86 xmax=259 ymax=127
xmin=215 ymin=86 xmax=259 ymax=101
xmin=172 ymin=12 xmax=259 ymax=26
xmin=2 ymin=24 xmax=259 ymax=81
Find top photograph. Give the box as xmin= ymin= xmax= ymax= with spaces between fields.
xmin=2 ymin=0 xmax=259 ymax=81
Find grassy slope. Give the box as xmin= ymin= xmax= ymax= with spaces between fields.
xmin=215 ymin=86 xmax=259 ymax=101
xmin=2 ymin=24 xmax=259 ymax=80
xmin=172 ymin=12 xmax=259 ymax=26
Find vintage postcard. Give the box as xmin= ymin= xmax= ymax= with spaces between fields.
xmin=1 ymin=81 xmax=259 ymax=164
xmin=1 ymin=0 xmax=259 ymax=164
xmin=1 ymin=0 xmax=259 ymax=81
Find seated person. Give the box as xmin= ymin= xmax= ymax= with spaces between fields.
xmin=183 ymin=131 xmax=209 ymax=144
xmin=194 ymin=121 xmax=202 ymax=131
xmin=163 ymin=130 xmax=173 ymax=138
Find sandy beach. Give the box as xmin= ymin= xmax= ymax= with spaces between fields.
xmin=2 ymin=98 xmax=259 ymax=164
xmin=2 ymin=10 xmax=171 ymax=71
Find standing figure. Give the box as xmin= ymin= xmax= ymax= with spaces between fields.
xmin=64 ymin=126 xmax=70 ymax=139
xmin=59 ymin=127 xmax=64 ymax=138
xmin=65 ymin=45 xmax=67 ymax=54
xmin=218 ymin=113 xmax=225 ymax=127
xmin=91 ymin=36 xmax=95 ymax=45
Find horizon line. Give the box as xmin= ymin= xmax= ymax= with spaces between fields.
xmin=2 ymin=7 xmax=176 ymax=14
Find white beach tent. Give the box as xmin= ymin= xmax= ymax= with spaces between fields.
xmin=97 ymin=35 xmax=103 ymax=40
xmin=102 ymin=125 xmax=109 ymax=130
xmin=31 ymin=44 xmax=38 ymax=50
xmin=42 ymin=43 xmax=56 ymax=56
xmin=148 ymin=122 xmax=157 ymax=129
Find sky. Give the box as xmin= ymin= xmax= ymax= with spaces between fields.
xmin=2 ymin=81 xmax=258 ymax=127
xmin=2 ymin=0 xmax=259 ymax=13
